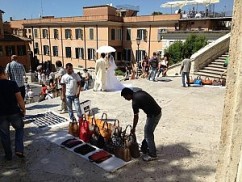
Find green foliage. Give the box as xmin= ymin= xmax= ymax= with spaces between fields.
xmin=165 ymin=34 xmax=208 ymax=65
xmin=115 ymin=69 xmax=125 ymax=76
xmin=152 ymin=11 xmax=163 ymax=15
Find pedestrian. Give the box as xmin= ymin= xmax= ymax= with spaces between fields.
xmin=5 ymin=55 xmax=26 ymax=99
xmin=61 ymin=63 xmax=82 ymax=122
xmin=83 ymin=69 xmax=91 ymax=90
xmin=141 ymin=56 xmax=149 ymax=78
xmin=148 ymin=52 xmax=159 ymax=81
xmin=0 ymin=66 xmax=26 ymax=160
xmin=121 ymin=87 xmax=162 ymax=161
xmin=55 ymin=61 xmax=68 ymax=114
xmin=180 ymin=56 xmax=191 ymax=87
xmin=157 ymin=53 xmax=169 ymax=78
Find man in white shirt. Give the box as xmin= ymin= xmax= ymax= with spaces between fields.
xmin=61 ymin=63 xmax=82 ymax=122
xmin=180 ymin=56 xmax=191 ymax=87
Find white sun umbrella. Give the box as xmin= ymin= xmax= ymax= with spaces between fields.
xmin=96 ymin=46 xmax=116 ymax=54
xmin=192 ymin=0 xmax=220 ymax=6
xmin=161 ymin=1 xmax=189 ymax=9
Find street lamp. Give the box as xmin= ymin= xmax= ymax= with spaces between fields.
xmin=27 ymin=50 xmax=33 ymax=73
xmin=136 ymin=37 xmax=141 ymax=78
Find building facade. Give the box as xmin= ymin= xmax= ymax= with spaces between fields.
xmin=7 ymin=5 xmax=231 ymax=70
xmin=0 ymin=10 xmax=31 ymax=70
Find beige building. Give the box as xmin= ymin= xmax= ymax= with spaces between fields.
xmin=7 ymin=5 xmax=231 ymax=70
xmin=0 ymin=10 xmax=31 ymax=70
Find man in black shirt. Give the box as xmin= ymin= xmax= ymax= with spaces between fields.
xmin=148 ymin=52 xmax=159 ymax=81
xmin=121 ymin=87 xmax=162 ymax=161
xmin=0 ymin=66 xmax=26 ymax=160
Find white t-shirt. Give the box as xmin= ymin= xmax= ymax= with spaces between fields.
xmin=61 ymin=73 xmax=81 ymax=96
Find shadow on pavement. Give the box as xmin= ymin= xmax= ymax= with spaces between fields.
xmin=26 ymin=104 xmax=59 ymax=110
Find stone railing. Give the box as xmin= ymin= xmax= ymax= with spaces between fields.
xmin=190 ymin=33 xmax=231 ymax=72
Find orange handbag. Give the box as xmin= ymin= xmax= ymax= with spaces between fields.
xmin=100 ymin=120 xmax=112 ymax=142
xmin=202 ymin=77 xmax=213 ymax=85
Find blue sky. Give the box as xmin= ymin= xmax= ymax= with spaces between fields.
xmin=0 ymin=0 xmax=234 ymax=21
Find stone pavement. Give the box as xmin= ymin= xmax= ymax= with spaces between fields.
xmin=0 ymin=77 xmax=225 ymax=182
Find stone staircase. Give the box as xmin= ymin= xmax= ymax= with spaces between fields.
xmin=194 ymin=53 xmax=228 ymax=79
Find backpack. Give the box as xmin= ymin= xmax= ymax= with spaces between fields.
xmin=150 ymin=57 xmax=158 ymax=68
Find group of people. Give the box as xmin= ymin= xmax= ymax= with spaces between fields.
xmin=140 ymin=52 xmax=169 ymax=81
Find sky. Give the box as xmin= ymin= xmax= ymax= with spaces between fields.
xmin=0 ymin=0 xmax=234 ymax=21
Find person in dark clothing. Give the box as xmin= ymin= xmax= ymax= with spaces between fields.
xmin=121 ymin=87 xmax=162 ymax=161
xmin=0 ymin=66 xmax=26 ymax=160
xmin=148 ymin=52 xmax=159 ymax=81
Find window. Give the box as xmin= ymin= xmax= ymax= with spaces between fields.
xmin=117 ymin=52 xmax=122 ymax=61
xmin=65 ymin=47 xmax=72 ymax=58
xmin=111 ymin=29 xmax=115 ymax=40
xmin=28 ymin=29 xmax=31 ymax=34
xmin=116 ymin=29 xmax=122 ymax=40
xmin=126 ymin=29 xmax=131 ymax=41
xmin=54 ymin=29 xmax=59 ymax=39
xmin=42 ymin=29 xmax=48 ymax=39
xmin=136 ymin=50 xmax=146 ymax=62
xmin=75 ymin=48 xmax=84 ymax=59
xmin=5 ymin=46 xmax=15 ymax=56
xmin=157 ymin=28 xmax=167 ymax=41
xmin=75 ymin=29 xmax=83 ymax=40
xmin=87 ymin=48 xmax=95 ymax=60
xmin=89 ymin=28 xmax=94 ymax=40
xmin=34 ymin=29 xmax=38 ymax=38
xmin=137 ymin=29 xmax=147 ymax=41
xmin=34 ymin=42 xmax=39 ymax=54
xmin=123 ymin=49 xmax=131 ymax=62
xmin=53 ymin=46 xmax=58 ymax=56
xmin=43 ymin=45 xmax=49 ymax=55
xmin=0 ymin=46 xmax=3 ymax=56
xmin=17 ymin=45 xmax=27 ymax=56
xmin=65 ymin=29 xmax=72 ymax=39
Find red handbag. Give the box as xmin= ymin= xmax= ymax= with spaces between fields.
xmin=79 ymin=115 xmax=91 ymax=142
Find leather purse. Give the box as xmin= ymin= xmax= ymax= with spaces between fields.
xmin=128 ymin=134 xmax=140 ymax=158
xmin=74 ymin=144 xmax=96 ymax=155
xmin=194 ymin=76 xmax=202 ymax=85
xmin=114 ymin=139 xmax=132 ymax=162
xmin=111 ymin=119 xmax=122 ymax=136
xmin=202 ymin=77 xmax=213 ymax=85
xmin=61 ymin=138 xmax=83 ymax=148
xmin=79 ymin=115 xmax=91 ymax=142
xmin=100 ymin=120 xmax=112 ymax=141
xmin=90 ymin=125 xmax=105 ymax=149
xmin=68 ymin=121 xmax=79 ymax=137
xmin=212 ymin=79 xmax=222 ymax=86
xmin=88 ymin=150 xmax=112 ymax=164
xmin=187 ymin=76 xmax=194 ymax=84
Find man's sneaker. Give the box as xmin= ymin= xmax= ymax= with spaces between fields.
xmin=60 ymin=110 xmax=68 ymax=114
xmin=142 ymin=154 xmax=157 ymax=161
xmin=57 ymin=108 xmax=62 ymax=111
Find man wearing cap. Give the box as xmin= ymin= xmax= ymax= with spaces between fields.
xmin=5 ymin=55 xmax=26 ymax=99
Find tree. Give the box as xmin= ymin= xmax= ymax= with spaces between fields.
xmin=152 ymin=11 xmax=163 ymax=15
xmin=165 ymin=34 xmax=208 ymax=65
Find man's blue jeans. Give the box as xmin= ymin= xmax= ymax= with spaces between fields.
xmin=0 ymin=113 xmax=24 ymax=158
xmin=66 ymin=96 xmax=82 ymax=121
xmin=148 ymin=68 xmax=158 ymax=81
xmin=144 ymin=112 xmax=161 ymax=157
xmin=84 ymin=81 xmax=89 ymax=91
xmin=182 ymin=72 xmax=190 ymax=87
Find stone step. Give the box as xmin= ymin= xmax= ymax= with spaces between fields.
xmin=214 ymin=59 xmax=226 ymax=63
xmin=198 ymin=69 xmax=227 ymax=75
xmin=209 ymin=61 xmax=225 ymax=66
xmin=217 ymin=57 xmax=227 ymax=60
xmin=194 ymin=71 xmax=227 ymax=79
xmin=204 ymin=67 xmax=227 ymax=72
xmin=208 ymin=64 xmax=226 ymax=68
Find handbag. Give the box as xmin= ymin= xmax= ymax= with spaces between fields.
xmin=202 ymin=77 xmax=213 ymax=85
xmin=88 ymin=150 xmax=112 ymax=164
xmin=128 ymin=133 xmax=140 ymax=158
xmin=90 ymin=125 xmax=105 ymax=149
xmin=194 ymin=76 xmax=202 ymax=85
xmin=111 ymin=119 xmax=122 ymax=136
xmin=79 ymin=115 xmax=91 ymax=142
xmin=187 ymin=76 xmax=194 ymax=84
xmin=212 ymin=79 xmax=222 ymax=86
xmin=100 ymin=120 xmax=112 ymax=141
xmin=114 ymin=139 xmax=132 ymax=162
xmin=68 ymin=121 xmax=79 ymax=137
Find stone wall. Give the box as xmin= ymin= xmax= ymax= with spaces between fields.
xmin=190 ymin=33 xmax=230 ymax=72
xmin=215 ymin=0 xmax=242 ymax=181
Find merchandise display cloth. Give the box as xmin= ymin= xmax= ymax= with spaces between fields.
xmin=44 ymin=131 xmax=130 ymax=172
xmin=23 ymin=111 xmax=69 ymax=128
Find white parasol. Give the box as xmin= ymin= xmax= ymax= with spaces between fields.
xmin=161 ymin=1 xmax=189 ymax=9
xmin=96 ymin=46 xmax=116 ymax=53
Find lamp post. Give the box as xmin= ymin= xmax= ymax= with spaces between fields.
xmin=136 ymin=37 xmax=141 ymax=78
xmin=27 ymin=50 xmax=33 ymax=73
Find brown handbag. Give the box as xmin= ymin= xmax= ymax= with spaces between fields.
xmin=128 ymin=134 xmax=140 ymax=158
xmin=100 ymin=120 xmax=112 ymax=142
xmin=114 ymin=140 xmax=132 ymax=162
xmin=202 ymin=77 xmax=213 ymax=85
xmin=68 ymin=121 xmax=79 ymax=137
xmin=111 ymin=119 xmax=122 ymax=136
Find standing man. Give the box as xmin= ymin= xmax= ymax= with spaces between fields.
xmin=148 ymin=52 xmax=159 ymax=81
xmin=55 ymin=61 xmax=68 ymax=114
xmin=0 ymin=66 xmax=26 ymax=160
xmin=93 ymin=53 xmax=108 ymax=91
xmin=61 ymin=63 xmax=82 ymax=122
xmin=180 ymin=56 xmax=191 ymax=87
xmin=121 ymin=88 xmax=162 ymax=161
xmin=5 ymin=55 xmax=26 ymax=99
